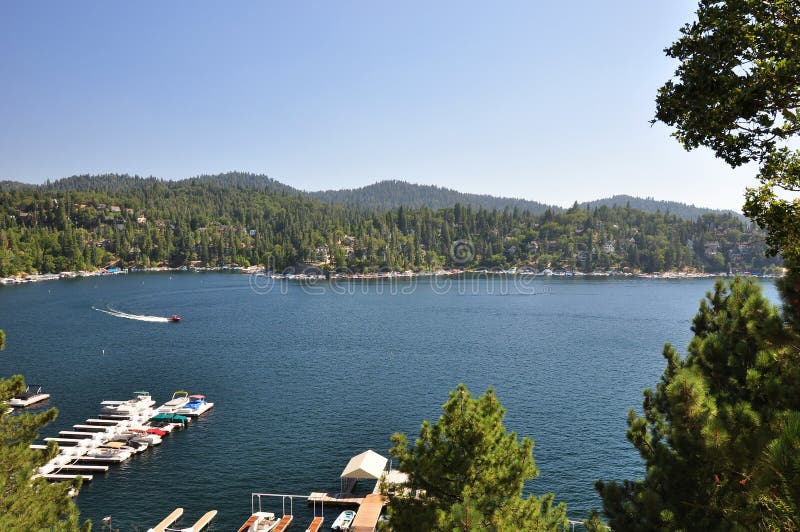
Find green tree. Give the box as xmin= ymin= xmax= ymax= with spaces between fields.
xmin=593 ymin=278 xmax=799 ymax=530
xmin=0 ymin=374 xmax=90 ymax=531
xmin=654 ymin=0 xmax=800 ymax=262
xmin=388 ymin=384 xmax=568 ymax=531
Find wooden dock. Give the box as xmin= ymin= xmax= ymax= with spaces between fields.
xmin=351 ymin=493 xmax=386 ymax=532
xmin=53 ymin=464 xmax=109 ymax=472
xmin=306 ymin=516 xmax=324 ymax=532
xmin=152 ymin=507 xmax=183 ymax=532
xmin=43 ymin=473 xmax=93 ymax=482
xmin=273 ymin=515 xmax=293 ymax=532
xmin=307 ymin=491 xmax=363 ymax=507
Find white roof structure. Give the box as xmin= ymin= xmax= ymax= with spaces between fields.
xmin=340 ymin=450 xmax=388 ymax=479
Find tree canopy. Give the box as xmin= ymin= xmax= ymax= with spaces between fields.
xmin=594 ymin=278 xmax=800 ymax=530
xmin=0 ymin=374 xmax=89 ymax=531
xmin=387 ymin=384 xmax=568 ymax=531
xmin=595 ymin=3 xmax=800 ymax=527
xmin=654 ymin=0 xmax=800 ymax=261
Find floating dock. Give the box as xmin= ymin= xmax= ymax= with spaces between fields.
xmin=151 ymin=507 xmax=183 ymax=532
xmin=54 ymin=464 xmax=109 ymax=472
xmin=273 ymin=515 xmax=293 ymax=532
xmin=305 ymin=516 xmax=324 ymax=532
xmin=37 ymin=391 xmax=213 ymax=485
xmin=42 ymin=473 xmax=93 ymax=482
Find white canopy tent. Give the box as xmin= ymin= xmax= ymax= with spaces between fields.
xmin=339 ymin=450 xmax=388 ymax=494
xmin=340 ymin=449 xmax=388 ymax=479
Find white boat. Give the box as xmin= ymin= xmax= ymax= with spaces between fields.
xmin=9 ymin=384 xmax=50 ymax=407
xmin=109 ymin=435 xmax=148 ymax=453
xmin=241 ymin=511 xmax=280 ymax=532
xmin=125 ymin=428 xmax=163 ymax=445
xmin=158 ymin=390 xmax=189 ymax=413
xmin=331 ymin=510 xmax=355 ymax=531
xmin=84 ymin=441 xmax=133 ymax=461
xmin=175 ymin=394 xmax=214 ymax=417
xmin=101 ymin=390 xmax=155 ymax=415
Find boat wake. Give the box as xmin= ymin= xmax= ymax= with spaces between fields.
xmin=92 ymin=306 xmax=172 ymax=323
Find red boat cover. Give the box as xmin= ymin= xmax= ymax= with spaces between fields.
xmin=146 ymin=428 xmax=167 ymax=436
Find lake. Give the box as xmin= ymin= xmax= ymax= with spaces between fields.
xmin=0 ymin=273 xmax=779 ymax=530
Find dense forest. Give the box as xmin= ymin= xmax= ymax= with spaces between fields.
xmin=309 ymin=179 xmax=554 ymax=214
xmin=579 ymin=194 xmax=746 ymax=222
xmin=0 ymin=173 xmax=780 ymax=276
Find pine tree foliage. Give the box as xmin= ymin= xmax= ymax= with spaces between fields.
xmin=387 ymin=384 xmax=568 ymax=531
xmin=654 ymin=0 xmax=800 ymax=262
xmin=0 ymin=374 xmax=89 ymax=531
xmin=594 ymin=278 xmax=800 ymax=530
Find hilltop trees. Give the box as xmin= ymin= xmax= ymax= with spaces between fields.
xmin=593 ymin=1 xmax=800 ymax=528
xmin=387 ymin=384 xmax=568 ymax=531
xmin=0 ymin=374 xmax=89 ymax=531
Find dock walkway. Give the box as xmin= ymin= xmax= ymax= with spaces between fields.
xmin=273 ymin=515 xmax=293 ymax=532
xmin=351 ymin=493 xmax=386 ymax=532
xmin=306 ymin=516 xmax=324 ymax=532
xmin=307 ymin=491 xmax=363 ymax=507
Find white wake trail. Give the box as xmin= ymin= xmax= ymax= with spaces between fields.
xmin=93 ymin=306 xmax=171 ymax=323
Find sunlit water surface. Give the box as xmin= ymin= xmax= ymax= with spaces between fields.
xmin=0 ymin=273 xmax=779 ymax=530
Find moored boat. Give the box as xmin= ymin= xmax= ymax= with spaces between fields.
xmin=9 ymin=384 xmax=50 ymax=407
xmin=83 ymin=441 xmax=133 ymax=461
xmin=101 ymin=391 xmax=155 ymax=416
xmin=331 ymin=510 xmax=355 ymax=531
xmin=158 ymin=390 xmax=189 ymax=413
xmin=239 ymin=511 xmax=282 ymax=532
xmin=148 ymin=413 xmax=189 ymax=431
xmin=175 ymin=394 xmax=214 ymax=417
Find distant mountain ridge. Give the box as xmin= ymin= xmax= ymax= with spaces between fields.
xmin=1 ymin=173 xmax=744 ymax=221
xmin=579 ymin=195 xmax=746 ymax=223
xmin=307 ymin=179 xmax=553 ymax=214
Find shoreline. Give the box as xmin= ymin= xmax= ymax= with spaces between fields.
xmin=0 ymin=265 xmax=782 ymax=287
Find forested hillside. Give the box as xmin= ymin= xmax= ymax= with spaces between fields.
xmin=580 ymin=194 xmax=746 ymax=222
xmin=0 ymin=174 xmax=779 ymax=276
xmin=308 ymin=180 xmax=553 ymax=214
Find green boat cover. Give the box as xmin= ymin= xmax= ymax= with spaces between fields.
xmin=150 ymin=413 xmax=188 ymax=424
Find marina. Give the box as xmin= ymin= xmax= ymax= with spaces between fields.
xmin=32 ymin=390 xmax=213 ymax=485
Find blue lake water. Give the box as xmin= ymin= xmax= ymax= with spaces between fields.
xmin=0 ymin=273 xmax=779 ymax=530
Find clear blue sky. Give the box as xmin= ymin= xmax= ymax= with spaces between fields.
xmin=0 ymin=1 xmax=756 ymax=211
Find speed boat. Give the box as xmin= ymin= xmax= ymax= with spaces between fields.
xmin=9 ymin=384 xmax=50 ymax=407
xmin=167 ymin=314 xmax=181 ymax=322
xmin=158 ymin=390 xmax=190 ymax=413
xmin=239 ymin=511 xmax=279 ymax=532
xmin=100 ymin=391 xmax=155 ymax=416
xmin=148 ymin=413 xmax=189 ymax=432
xmin=175 ymin=394 xmax=214 ymax=417
xmin=331 ymin=510 xmax=355 ymax=531
xmin=84 ymin=441 xmax=133 ymax=462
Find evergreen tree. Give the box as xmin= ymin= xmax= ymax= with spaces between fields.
xmin=593 ymin=278 xmax=800 ymax=530
xmin=387 ymin=384 xmax=568 ymax=531
xmin=0 ymin=374 xmax=89 ymax=531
